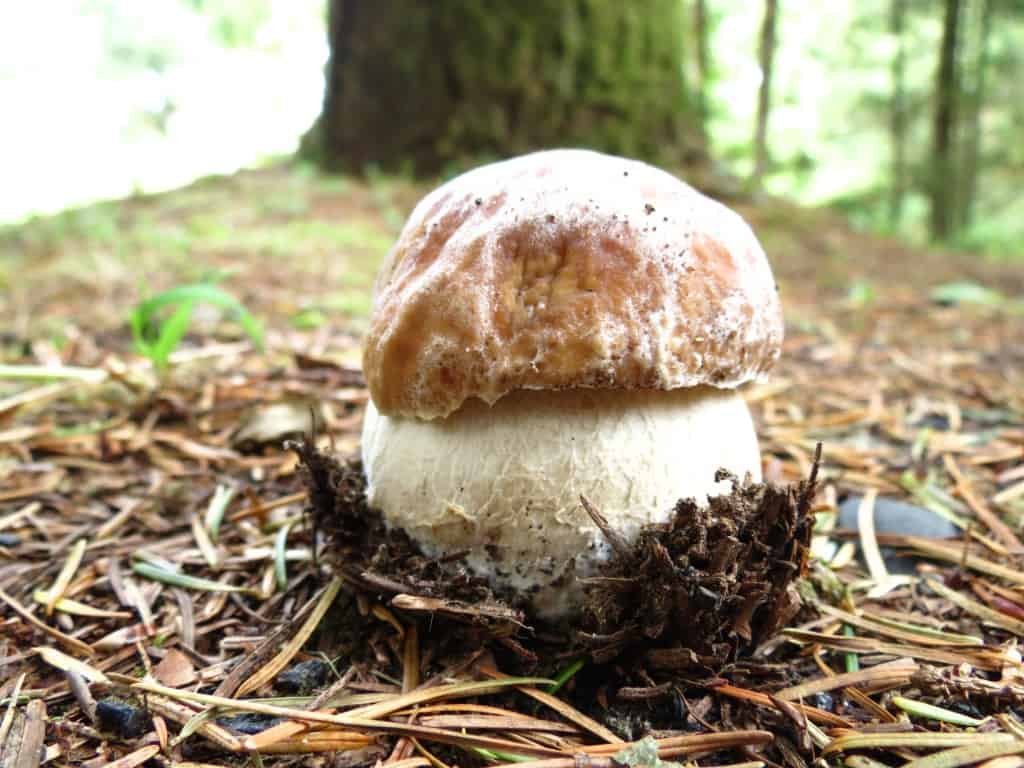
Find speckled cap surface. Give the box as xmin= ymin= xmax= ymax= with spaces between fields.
xmin=363 ymin=149 xmax=784 ymax=419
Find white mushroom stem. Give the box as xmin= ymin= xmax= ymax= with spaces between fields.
xmin=361 ymin=387 xmax=762 ymax=619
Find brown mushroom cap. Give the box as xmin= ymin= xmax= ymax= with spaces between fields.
xmin=364 ymin=149 xmax=783 ymax=420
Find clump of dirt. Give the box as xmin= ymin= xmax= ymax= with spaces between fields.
xmin=292 ymin=437 xmax=818 ymax=671
xmin=578 ymin=460 xmax=818 ymax=670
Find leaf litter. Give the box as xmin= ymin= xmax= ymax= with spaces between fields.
xmin=0 ymin=167 xmax=1022 ymax=767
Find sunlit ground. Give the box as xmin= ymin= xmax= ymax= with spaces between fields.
xmin=0 ymin=0 xmax=326 ymax=223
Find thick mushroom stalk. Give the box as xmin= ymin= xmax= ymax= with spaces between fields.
xmin=362 ymin=386 xmax=761 ymax=618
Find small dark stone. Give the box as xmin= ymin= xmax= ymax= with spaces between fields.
xmin=838 ymin=495 xmax=959 ymax=574
xmin=0 ymin=534 xmax=20 ymax=548
xmin=838 ymin=495 xmax=959 ymax=538
xmin=811 ymin=692 xmax=834 ymax=711
xmin=96 ymin=697 xmax=152 ymax=739
xmin=912 ymin=413 xmax=951 ymax=430
xmin=275 ymin=658 xmax=329 ymax=695
xmin=217 ymin=712 xmax=284 ymax=735
xmin=685 ymin=718 xmax=706 ymax=733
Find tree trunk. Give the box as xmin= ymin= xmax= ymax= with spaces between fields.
xmin=930 ymin=0 xmax=962 ymax=241
xmin=313 ymin=0 xmax=698 ymax=176
xmin=888 ymin=0 xmax=907 ymax=229
xmin=959 ymin=0 xmax=992 ymax=231
xmin=751 ymin=0 xmax=779 ymax=189
xmin=693 ymin=0 xmax=711 ymax=143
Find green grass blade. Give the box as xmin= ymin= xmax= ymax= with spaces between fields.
xmin=546 ymin=658 xmax=585 ymax=694
xmin=150 ymin=300 xmax=195 ymax=370
xmin=129 ymin=282 xmax=264 ymax=370
xmin=892 ymin=696 xmax=986 ymax=727
xmin=205 ymin=484 xmax=235 ymax=542
xmin=136 ymin=283 xmax=263 ymax=347
xmin=132 ymin=561 xmax=251 ymax=594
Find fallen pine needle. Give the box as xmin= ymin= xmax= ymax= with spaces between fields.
xmin=926 ymin=578 xmax=1024 ymax=635
xmin=254 ymin=728 xmax=376 ymax=754
xmin=18 ymin=700 xmax=47 ymax=767
xmin=235 ymin=576 xmax=343 ymax=697
xmin=817 ymin=603 xmax=983 ymax=646
xmin=904 ymin=537 xmax=1024 ymax=586
xmin=102 ymin=745 xmax=161 ymax=768
xmin=32 ymin=589 xmax=132 ymax=619
xmin=773 ymin=658 xmax=918 ymax=700
xmin=144 ymin=693 xmax=244 ymax=753
xmin=273 ymin=522 xmax=292 ymax=590
xmin=712 ymin=683 xmax=853 ymax=727
xmin=131 ymin=561 xmax=252 ymax=594
xmin=944 ymin=454 xmax=1024 ymax=552
xmin=133 ymin=679 xmax=566 ymax=756
xmin=244 ymin=676 xmax=561 ymax=752
xmin=857 ymin=489 xmax=899 ymax=598
xmin=0 ymin=363 xmax=108 ymax=382
xmin=341 ymin=678 xmax=556 ymax=723
xmin=0 ymin=586 xmax=95 ymax=657
xmin=892 ymin=695 xmax=987 ymax=727
xmin=35 ymin=647 xmax=110 ymax=684
xmin=480 ymin=666 xmax=622 ymax=745
xmin=205 ymin=484 xmax=235 ymax=541
xmin=413 ymin=714 xmax=580 ymax=734
xmin=581 ymin=729 xmax=770 ymax=753
xmin=44 ymin=539 xmax=87 ymax=616
xmin=902 ymin=740 xmax=1024 ymax=768
xmin=582 ymin=731 xmax=774 ymax=756
xmin=229 ymin=490 xmax=307 ymax=522
xmin=191 ymin=514 xmax=221 ymax=568
xmin=490 ymin=734 xmax=775 ymax=768
xmin=844 ymin=756 xmax=896 ymax=768
xmin=546 ymin=658 xmax=585 ymax=695
xmin=386 ymin=760 xmax=432 ymax=768
xmin=854 ymin=609 xmax=983 ymax=646
xmin=824 ymin=732 xmax=1015 ymax=755
xmin=245 ymin=677 xmax=566 ymax=753
xmin=0 ymin=672 xmax=25 ymax=747
xmin=843 ymin=686 xmax=898 ymax=723
xmin=782 ymin=629 xmax=1005 ymax=669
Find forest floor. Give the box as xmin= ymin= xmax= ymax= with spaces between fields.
xmin=0 ymin=164 xmax=1022 ymax=767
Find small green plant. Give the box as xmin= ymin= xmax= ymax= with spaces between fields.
xmin=130 ymin=280 xmax=263 ymax=371
xmin=846 ymin=279 xmax=876 ymax=307
xmin=929 ymin=281 xmax=1005 ymax=307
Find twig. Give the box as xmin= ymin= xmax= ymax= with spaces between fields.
xmin=0 ymin=588 xmax=94 ymax=657
xmin=579 ymin=496 xmax=630 ymax=558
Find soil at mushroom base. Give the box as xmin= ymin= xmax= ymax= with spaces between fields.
xmin=294 ymin=437 xmax=818 ymax=682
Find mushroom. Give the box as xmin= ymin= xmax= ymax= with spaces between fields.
xmin=360 ymin=149 xmax=783 ymax=618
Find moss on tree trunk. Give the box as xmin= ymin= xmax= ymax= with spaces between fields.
xmin=312 ymin=0 xmax=699 ymax=175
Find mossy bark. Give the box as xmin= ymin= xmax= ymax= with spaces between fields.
xmin=313 ymin=0 xmax=700 ymax=175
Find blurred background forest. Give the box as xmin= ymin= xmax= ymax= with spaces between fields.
xmin=2 ymin=0 xmax=1022 ymax=261
xmin=2 ymin=5 xmax=1024 ymax=767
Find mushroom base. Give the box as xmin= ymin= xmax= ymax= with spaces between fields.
xmin=361 ymin=387 xmax=761 ymax=618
